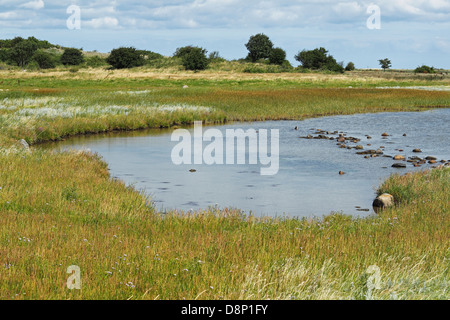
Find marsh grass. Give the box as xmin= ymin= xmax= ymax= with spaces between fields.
xmin=0 ymin=69 xmax=448 ymax=300
xmin=0 ymin=75 xmax=448 ymax=147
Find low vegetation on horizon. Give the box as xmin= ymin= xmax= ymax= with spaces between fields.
xmin=0 ymin=35 xmax=448 ymax=76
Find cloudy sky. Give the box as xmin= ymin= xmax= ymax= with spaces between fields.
xmin=0 ymin=0 xmax=449 ymax=68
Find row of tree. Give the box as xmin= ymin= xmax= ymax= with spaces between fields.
xmin=105 ymin=33 xmax=354 ymax=72
xmin=0 ymin=35 xmax=438 ymax=74
xmin=0 ymin=37 xmax=85 ymax=69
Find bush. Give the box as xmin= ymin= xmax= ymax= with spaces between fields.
xmin=181 ymin=47 xmax=209 ymax=71
xmin=32 ymin=50 xmax=57 ymax=69
xmin=106 ymin=47 xmax=145 ymax=69
xmin=345 ymin=62 xmax=355 ymax=71
xmin=269 ymin=47 xmax=287 ymax=65
xmin=61 ymin=48 xmax=84 ymax=66
xmin=414 ymin=65 xmax=435 ymax=74
xmin=294 ymin=47 xmax=344 ymax=73
xmin=174 ymin=46 xmax=197 ymax=59
xmin=245 ymin=34 xmax=274 ymax=62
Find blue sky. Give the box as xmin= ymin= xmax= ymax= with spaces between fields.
xmin=0 ymin=0 xmax=449 ymax=69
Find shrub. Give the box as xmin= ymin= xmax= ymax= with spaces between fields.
xmin=106 ymin=47 xmax=145 ymax=69
xmin=181 ymin=47 xmax=209 ymax=71
xmin=61 ymin=48 xmax=84 ymax=66
xmin=414 ymin=65 xmax=435 ymax=74
xmin=294 ymin=47 xmax=344 ymax=73
xmin=269 ymin=47 xmax=287 ymax=65
xmin=345 ymin=62 xmax=355 ymax=71
xmin=174 ymin=46 xmax=197 ymax=59
xmin=32 ymin=50 xmax=57 ymax=69
xmin=245 ymin=33 xmax=274 ymax=62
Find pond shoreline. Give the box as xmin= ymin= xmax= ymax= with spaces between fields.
xmin=42 ymin=108 xmax=450 ymax=218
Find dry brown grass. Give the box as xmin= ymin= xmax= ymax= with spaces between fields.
xmin=2 ymin=68 xmax=449 ymax=84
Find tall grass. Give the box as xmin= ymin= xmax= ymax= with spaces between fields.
xmin=0 ymin=79 xmax=448 ymax=147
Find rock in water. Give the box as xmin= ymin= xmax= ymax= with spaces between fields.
xmin=373 ymin=193 xmax=394 ymax=211
xmin=393 ymin=155 xmax=405 ymax=160
xmin=392 ymin=163 xmax=407 ymax=168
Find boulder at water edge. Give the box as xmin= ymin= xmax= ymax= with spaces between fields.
xmin=373 ymin=193 xmax=394 ymax=211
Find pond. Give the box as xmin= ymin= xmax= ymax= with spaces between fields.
xmin=44 ymin=108 xmax=450 ymax=218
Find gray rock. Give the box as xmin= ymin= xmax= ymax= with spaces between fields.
xmin=19 ymin=139 xmax=30 ymax=152
xmin=373 ymin=193 xmax=394 ymax=211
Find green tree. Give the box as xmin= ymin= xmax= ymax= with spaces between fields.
xmin=106 ymin=47 xmax=145 ymax=69
xmin=174 ymin=46 xmax=197 ymax=59
xmin=378 ymin=58 xmax=392 ymax=71
xmin=32 ymin=50 xmax=56 ymax=69
xmin=345 ymin=62 xmax=355 ymax=71
xmin=295 ymin=47 xmax=328 ymax=69
xmin=269 ymin=47 xmax=286 ymax=65
xmin=245 ymin=33 xmax=274 ymax=62
xmin=295 ymin=47 xmax=344 ymax=73
xmin=61 ymin=48 xmax=84 ymax=66
xmin=9 ymin=39 xmax=38 ymax=67
xmin=181 ymin=47 xmax=209 ymax=71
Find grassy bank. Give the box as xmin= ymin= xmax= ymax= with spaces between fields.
xmin=0 ymin=150 xmax=448 ymax=299
xmin=0 ymin=69 xmax=449 ymax=300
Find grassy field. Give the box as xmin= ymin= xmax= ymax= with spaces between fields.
xmin=0 ymin=68 xmax=449 ymax=300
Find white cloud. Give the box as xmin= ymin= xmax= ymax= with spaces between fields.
xmin=84 ymin=16 xmax=119 ymax=29
xmin=19 ymin=0 xmax=44 ymax=10
xmin=0 ymin=11 xmax=17 ymax=19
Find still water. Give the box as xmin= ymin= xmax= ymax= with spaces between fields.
xmin=45 ymin=109 xmax=450 ymax=218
